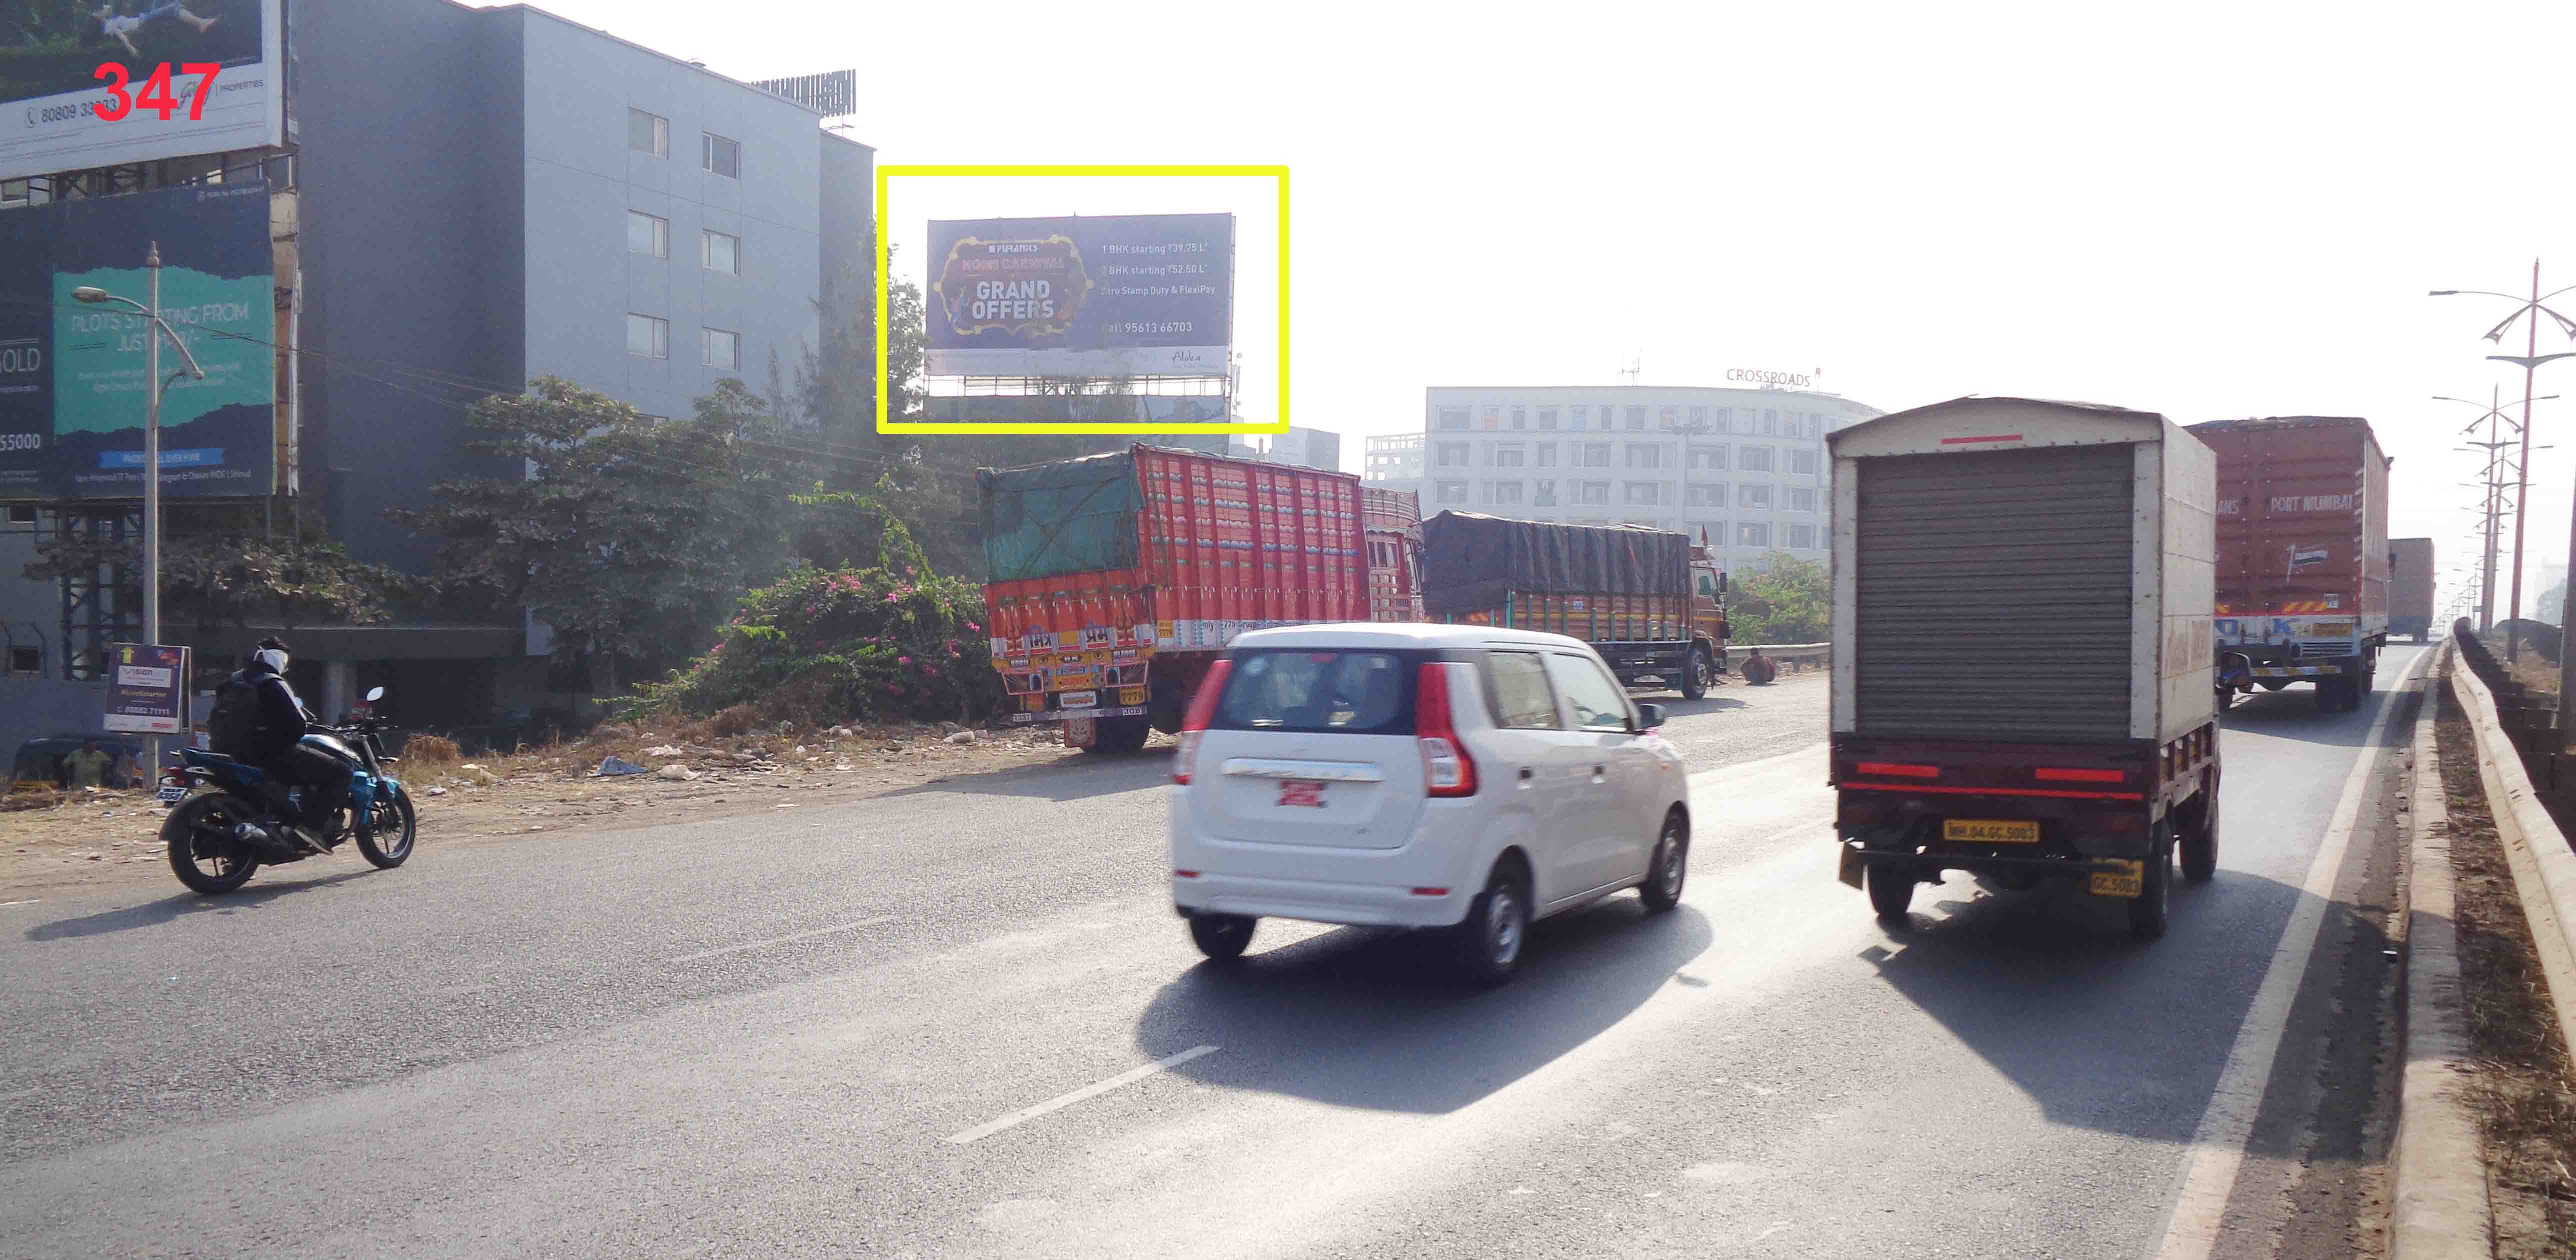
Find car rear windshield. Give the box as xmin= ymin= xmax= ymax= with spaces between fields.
xmin=1210 ymin=649 xmax=1422 ymax=734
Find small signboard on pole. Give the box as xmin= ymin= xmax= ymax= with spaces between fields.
xmin=104 ymin=644 xmax=190 ymax=735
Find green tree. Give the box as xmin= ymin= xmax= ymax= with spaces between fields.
xmin=1728 ymin=552 xmax=1829 ymax=644
xmin=393 ymin=377 xmax=807 ymax=692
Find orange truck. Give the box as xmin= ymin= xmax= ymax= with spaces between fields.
xmin=978 ymin=445 xmax=1376 ymax=753
xmin=1362 ymin=486 xmax=1425 ymax=622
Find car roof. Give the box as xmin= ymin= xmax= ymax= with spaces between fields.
xmin=1228 ymin=622 xmax=1596 ymax=652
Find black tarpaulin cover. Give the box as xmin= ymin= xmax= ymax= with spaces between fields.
xmin=1420 ymin=511 xmax=1690 ymax=612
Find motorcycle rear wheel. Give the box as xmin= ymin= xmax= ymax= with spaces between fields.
xmin=356 ymin=791 xmax=416 ymax=869
xmin=164 ymin=794 xmax=260 ymax=895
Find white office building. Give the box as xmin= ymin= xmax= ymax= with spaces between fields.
xmin=1417 ymin=385 xmax=1887 ymax=573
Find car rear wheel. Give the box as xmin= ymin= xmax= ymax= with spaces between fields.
xmin=1640 ymin=814 xmax=1687 ymax=912
xmin=1454 ymin=862 xmax=1530 ymax=985
xmin=1188 ymin=913 xmax=1255 ymax=961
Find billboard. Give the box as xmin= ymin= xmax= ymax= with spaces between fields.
xmin=103 ymin=642 xmax=188 ymax=734
xmin=924 ymin=394 xmax=1228 ymax=424
xmin=0 ymin=180 xmax=277 ymax=501
xmin=926 ymin=213 xmax=1232 ymax=378
xmin=0 ymin=0 xmax=282 ymax=183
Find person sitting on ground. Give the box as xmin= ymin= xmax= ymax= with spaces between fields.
xmin=1741 ymin=647 xmax=1778 ymax=686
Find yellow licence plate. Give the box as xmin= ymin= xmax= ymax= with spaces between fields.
xmin=1943 ymin=819 xmax=2040 ymax=844
xmin=1120 ymin=686 xmax=1148 ymax=705
xmin=2090 ymin=860 xmax=2144 ymax=898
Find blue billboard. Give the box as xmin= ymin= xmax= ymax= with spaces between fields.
xmin=0 ymin=181 xmax=276 ymax=501
xmin=925 ymin=212 xmax=1232 ymax=378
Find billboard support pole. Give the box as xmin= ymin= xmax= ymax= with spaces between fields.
xmin=142 ymin=241 xmax=162 ymax=779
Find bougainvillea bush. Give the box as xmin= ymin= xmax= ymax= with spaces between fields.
xmin=621 ymin=560 xmax=1004 ymax=728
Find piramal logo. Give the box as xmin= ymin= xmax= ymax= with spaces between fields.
xmin=933 ymin=234 xmax=1091 ymax=338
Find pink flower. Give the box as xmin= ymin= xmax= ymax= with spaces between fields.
xmin=898 ymin=656 xmax=912 ymax=665
xmin=884 ymin=592 xmax=898 ymax=602
xmin=965 ymin=621 xmax=982 ymax=632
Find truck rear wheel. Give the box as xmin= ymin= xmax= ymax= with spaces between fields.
xmin=1866 ymin=854 xmax=1914 ymax=921
xmin=1086 ymin=715 xmax=1151 ymax=755
xmin=1680 ymin=646 xmax=1714 ymax=700
xmin=2180 ymin=796 xmax=2218 ymax=883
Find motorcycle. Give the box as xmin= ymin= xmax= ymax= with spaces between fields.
xmin=158 ymin=686 xmax=418 ymax=894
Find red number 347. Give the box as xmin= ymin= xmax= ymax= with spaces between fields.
xmin=92 ymin=63 xmax=222 ymax=122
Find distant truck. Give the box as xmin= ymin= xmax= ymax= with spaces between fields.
xmin=1362 ymin=486 xmax=1426 ymax=623
xmin=2188 ymin=417 xmax=2392 ymax=713
xmin=977 ymin=445 xmax=1375 ymax=754
xmin=2390 ymin=537 xmax=2434 ymax=643
xmin=1419 ymin=511 xmax=1726 ymax=698
xmin=1829 ymin=397 xmax=2221 ymax=941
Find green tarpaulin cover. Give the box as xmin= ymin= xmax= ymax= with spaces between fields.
xmin=978 ymin=450 xmax=1144 ymax=583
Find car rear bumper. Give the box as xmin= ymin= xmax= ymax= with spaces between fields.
xmin=1172 ymin=869 xmax=1468 ymax=929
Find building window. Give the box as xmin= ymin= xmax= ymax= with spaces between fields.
xmin=703 ymin=229 xmax=740 ymax=275
xmin=1510 ymin=407 xmax=1527 ymax=429
xmin=1436 ymin=442 xmax=1470 ymax=468
xmin=1578 ymin=481 xmax=1611 ymax=505
xmin=1688 ymin=405 xmax=1708 ymax=427
xmin=1740 ymin=445 xmax=1776 ymax=473
xmin=1535 ymin=444 xmax=1557 ymax=468
xmin=1624 ymin=443 xmax=1661 ymax=469
xmin=1436 ymin=481 xmax=1470 ymax=503
xmin=702 ymin=132 xmax=742 ymax=178
xmin=1489 ymin=481 xmax=1524 ymax=505
xmin=1624 ymin=481 xmax=1660 ymax=506
xmin=7 ymin=644 xmax=36 ymax=672
xmin=1688 ymin=446 xmax=1727 ymax=471
xmin=1714 ymin=407 xmax=1733 ymax=434
xmin=1657 ymin=406 xmax=1676 ymax=429
xmin=1534 ymin=479 xmax=1558 ymax=506
xmin=1537 ymin=407 xmax=1558 ymax=430
xmin=1790 ymin=448 xmax=1819 ymax=475
xmin=629 ymin=108 xmax=668 ymax=157
xmin=626 ymin=313 xmax=668 ymax=359
xmin=1437 ymin=407 xmax=1470 ymax=430
xmin=1790 ymin=487 xmax=1818 ymax=512
xmin=1762 ymin=409 xmax=1779 ymax=435
xmin=1482 ymin=405 xmax=1501 ymax=429
xmin=1626 ymin=406 xmax=1647 ymax=431
xmin=1737 ymin=522 xmax=1772 ymax=547
xmin=1740 ymin=484 xmax=1774 ymax=509
xmin=1492 ymin=447 xmax=1526 ymax=468
xmin=1789 ymin=524 xmax=1818 ymax=549
xmin=627 ymin=210 xmax=668 ymax=258
xmin=1570 ymin=406 xmax=1589 ymax=431
xmin=1579 ymin=442 xmax=1612 ymax=468
xmin=703 ymin=327 xmax=740 ymax=369
xmin=1687 ymin=482 xmax=1727 ymax=507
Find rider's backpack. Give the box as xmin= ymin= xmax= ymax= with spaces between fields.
xmin=208 ymin=674 xmax=262 ymax=757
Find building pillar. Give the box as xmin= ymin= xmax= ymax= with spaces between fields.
xmin=321 ymin=659 xmax=354 ymax=723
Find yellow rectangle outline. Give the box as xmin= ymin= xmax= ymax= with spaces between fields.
xmin=876 ymin=163 xmax=1288 ymax=436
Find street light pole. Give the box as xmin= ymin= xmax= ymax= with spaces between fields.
xmin=2432 ymin=271 xmax=2576 ymax=660
xmin=71 ymin=243 xmax=204 ymax=779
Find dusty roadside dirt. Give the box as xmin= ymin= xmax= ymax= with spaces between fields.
xmin=0 ymin=720 xmax=1154 ymax=896
xmin=2434 ymin=697 xmax=2576 ymax=1255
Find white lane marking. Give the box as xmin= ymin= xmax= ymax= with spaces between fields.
xmin=661 ymin=916 xmax=897 ymax=964
xmin=943 ymin=1045 xmax=1220 ymax=1145
xmin=2148 ymin=654 xmax=2428 ymax=1260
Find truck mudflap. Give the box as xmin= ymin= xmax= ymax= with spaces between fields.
xmin=1836 ymin=842 xmax=2148 ymax=899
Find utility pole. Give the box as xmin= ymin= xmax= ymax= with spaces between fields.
xmin=2430 ymin=269 xmax=2576 ymax=660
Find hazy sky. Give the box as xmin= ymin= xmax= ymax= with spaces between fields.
xmin=472 ymin=0 xmax=2576 ymax=618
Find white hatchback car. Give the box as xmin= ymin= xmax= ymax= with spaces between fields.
xmin=1169 ymin=624 xmax=1692 ymax=983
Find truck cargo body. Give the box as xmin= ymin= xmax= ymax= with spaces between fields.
xmin=1419 ymin=511 xmax=1726 ymax=697
xmin=1828 ymin=397 xmax=2221 ymax=939
xmin=2389 ymin=537 xmax=2434 ymax=643
xmin=1363 ymin=487 xmax=1426 ymax=622
xmin=978 ymin=446 xmax=1370 ymax=751
xmin=2188 ymin=416 xmax=2392 ymax=711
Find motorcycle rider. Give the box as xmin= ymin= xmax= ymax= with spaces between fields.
xmin=229 ymin=638 xmax=346 ymax=852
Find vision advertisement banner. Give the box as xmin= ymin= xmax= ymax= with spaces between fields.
xmin=0 ymin=0 xmax=283 ymax=183
xmin=103 ymin=642 xmax=188 ymax=734
xmin=926 ymin=213 xmax=1232 ymax=378
xmin=0 ymin=180 xmax=276 ymax=501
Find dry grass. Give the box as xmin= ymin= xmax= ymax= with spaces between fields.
xmin=2436 ymin=701 xmax=2576 ymax=1255
xmin=402 ymin=734 xmax=461 ymax=771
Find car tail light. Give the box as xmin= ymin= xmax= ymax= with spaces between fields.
xmin=1172 ymin=659 xmax=1233 ymax=785
xmin=1416 ymin=662 xmax=1478 ymax=797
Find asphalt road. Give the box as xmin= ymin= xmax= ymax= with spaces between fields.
xmin=0 ymin=656 xmax=2423 ymax=1258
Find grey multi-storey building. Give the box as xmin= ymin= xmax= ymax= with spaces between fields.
xmin=1408 ymin=386 xmax=1886 ymax=574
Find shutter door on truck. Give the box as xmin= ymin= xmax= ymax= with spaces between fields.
xmin=1855 ymin=444 xmax=2135 ymax=742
